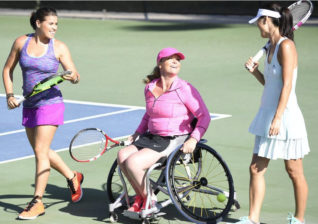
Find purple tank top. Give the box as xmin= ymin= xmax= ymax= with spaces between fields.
xmin=19 ymin=34 xmax=63 ymax=108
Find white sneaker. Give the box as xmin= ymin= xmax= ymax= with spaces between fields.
xmin=287 ymin=213 xmax=305 ymax=224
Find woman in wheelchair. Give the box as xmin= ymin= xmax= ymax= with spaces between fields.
xmin=117 ymin=47 xmax=211 ymax=213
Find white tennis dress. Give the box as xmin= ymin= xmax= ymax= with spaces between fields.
xmin=249 ymin=37 xmax=310 ymax=160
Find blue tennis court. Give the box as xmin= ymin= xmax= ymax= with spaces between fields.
xmin=0 ymin=95 xmax=230 ymax=164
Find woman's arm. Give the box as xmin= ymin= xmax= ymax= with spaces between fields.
xmin=269 ymin=39 xmax=297 ymax=136
xmin=181 ymin=83 xmax=211 ymax=153
xmin=55 ymin=40 xmax=80 ymax=83
xmin=185 ymin=85 xmax=211 ymax=142
xmin=135 ymin=85 xmax=150 ymax=135
xmin=2 ymin=37 xmax=24 ymax=109
xmin=245 ymin=57 xmax=265 ymax=86
xmin=135 ymin=112 xmax=150 ymax=134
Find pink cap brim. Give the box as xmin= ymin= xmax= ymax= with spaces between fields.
xmin=157 ymin=48 xmax=185 ymax=64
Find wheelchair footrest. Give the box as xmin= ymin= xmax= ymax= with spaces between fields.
xmin=123 ymin=209 xmax=166 ymax=220
xmin=123 ymin=210 xmax=141 ymax=220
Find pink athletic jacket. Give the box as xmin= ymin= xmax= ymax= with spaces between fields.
xmin=136 ymin=77 xmax=211 ymax=141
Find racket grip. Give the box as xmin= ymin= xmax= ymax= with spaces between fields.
xmin=246 ymin=48 xmax=266 ymax=71
xmin=16 ymin=96 xmax=25 ymax=105
xmin=252 ymin=48 xmax=266 ymax=62
xmin=122 ymin=140 xmax=132 ymax=146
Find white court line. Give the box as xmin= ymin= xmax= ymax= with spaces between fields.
xmin=64 ymin=108 xmax=139 ymax=124
xmin=1 ymin=94 xmax=232 ymax=118
xmin=0 ymin=95 xmax=232 ymax=136
xmin=0 ymin=110 xmax=230 ymax=137
xmin=0 ymin=95 xmax=232 ymax=164
xmin=0 ymin=94 xmax=144 ymax=110
xmin=0 ymin=108 xmax=139 ymax=137
xmin=0 ymin=135 xmax=130 ymax=165
xmin=0 ymin=129 xmax=25 ymax=136
xmin=210 ymin=113 xmax=232 ymax=120
xmin=64 ymin=98 xmax=144 ymax=110
xmin=64 ymin=98 xmax=232 ymax=119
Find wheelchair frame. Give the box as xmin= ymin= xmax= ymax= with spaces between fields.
xmin=107 ymin=140 xmax=240 ymax=224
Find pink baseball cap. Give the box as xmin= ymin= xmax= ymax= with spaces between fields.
xmin=156 ymin=47 xmax=185 ymax=64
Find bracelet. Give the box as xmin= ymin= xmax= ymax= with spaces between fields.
xmin=6 ymin=93 xmax=14 ymax=99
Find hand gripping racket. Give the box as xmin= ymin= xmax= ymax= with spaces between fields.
xmin=246 ymin=0 xmax=313 ymax=71
xmin=69 ymin=128 xmax=131 ymax=163
xmin=16 ymin=70 xmax=71 ymax=105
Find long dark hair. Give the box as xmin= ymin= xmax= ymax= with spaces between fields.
xmin=143 ymin=66 xmax=161 ymax=84
xmin=30 ymin=7 xmax=57 ymax=30
xmin=263 ymin=2 xmax=294 ymax=40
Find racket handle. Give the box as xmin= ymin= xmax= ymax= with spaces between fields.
xmin=16 ymin=96 xmax=25 ymax=105
xmin=252 ymin=48 xmax=266 ymax=62
xmin=246 ymin=48 xmax=266 ymax=71
xmin=120 ymin=140 xmax=132 ymax=146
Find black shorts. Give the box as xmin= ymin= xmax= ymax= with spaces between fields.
xmin=133 ymin=132 xmax=189 ymax=156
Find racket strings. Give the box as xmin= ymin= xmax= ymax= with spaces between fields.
xmin=71 ymin=130 xmax=107 ymax=161
xmin=291 ymin=2 xmax=312 ymax=26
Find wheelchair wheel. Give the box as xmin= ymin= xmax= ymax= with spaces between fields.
xmin=107 ymin=159 xmax=133 ymax=203
xmin=165 ymin=143 xmax=234 ymax=224
xmin=107 ymin=159 xmax=164 ymax=204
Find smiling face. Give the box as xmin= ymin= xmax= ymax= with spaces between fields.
xmin=159 ymin=54 xmax=181 ymax=77
xmin=36 ymin=15 xmax=58 ymax=39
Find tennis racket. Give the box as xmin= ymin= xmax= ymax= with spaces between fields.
xmin=69 ymin=128 xmax=131 ymax=163
xmin=246 ymin=0 xmax=313 ymax=71
xmin=16 ymin=70 xmax=71 ymax=105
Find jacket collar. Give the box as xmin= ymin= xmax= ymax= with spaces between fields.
xmin=148 ymin=76 xmax=182 ymax=92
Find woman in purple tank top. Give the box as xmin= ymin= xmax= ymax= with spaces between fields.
xmin=2 ymin=7 xmax=83 ymax=220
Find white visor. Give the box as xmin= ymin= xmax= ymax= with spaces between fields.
xmin=248 ymin=9 xmax=281 ymax=24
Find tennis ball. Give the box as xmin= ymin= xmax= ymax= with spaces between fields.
xmin=217 ymin=193 xmax=226 ymax=202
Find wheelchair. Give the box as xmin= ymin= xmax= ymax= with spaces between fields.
xmin=106 ymin=140 xmax=240 ymax=224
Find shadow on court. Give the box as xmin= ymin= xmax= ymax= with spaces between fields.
xmin=121 ymin=22 xmax=231 ymax=32
xmin=0 ymin=183 xmax=189 ymax=223
xmin=0 ymin=183 xmax=109 ymax=222
xmin=0 ymin=183 xmax=243 ymax=223
xmin=0 ymin=194 xmax=31 ymax=215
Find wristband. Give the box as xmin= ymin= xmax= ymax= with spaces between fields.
xmin=6 ymin=93 xmax=14 ymax=99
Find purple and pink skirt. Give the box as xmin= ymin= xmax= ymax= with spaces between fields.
xmin=22 ymin=103 xmax=65 ymax=128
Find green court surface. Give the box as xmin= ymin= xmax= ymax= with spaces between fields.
xmin=0 ymin=15 xmax=317 ymax=224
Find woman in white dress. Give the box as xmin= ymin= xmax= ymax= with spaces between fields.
xmin=236 ymin=2 xmax=310 ymax=224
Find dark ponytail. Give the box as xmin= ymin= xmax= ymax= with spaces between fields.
xmin=30 ymin=7 xmax=57 ymax=30
xmin=143 ymin=66 xmax=161 ymax=84
xmin=279 ymin=7 xmax=294 ymax=40
xmin=263 ymin=2 xmax=294 ymax=41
